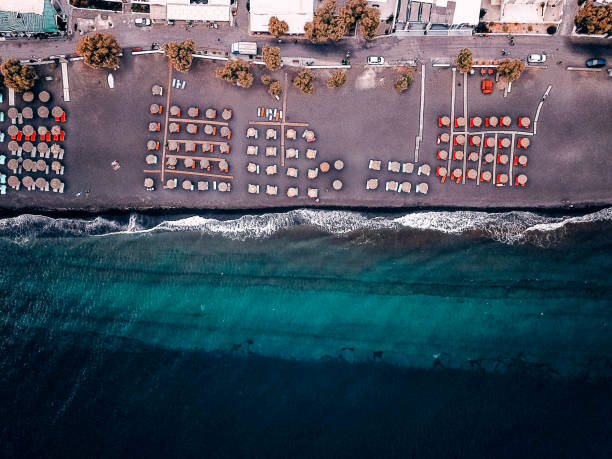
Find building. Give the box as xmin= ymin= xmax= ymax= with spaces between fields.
xmin=482 ymin=0 xmax=564 ymax=24
xmin=148 ymin=0 xmax=233 ymax=25
xmin=249 ymin=0 xmax=314 ymax=35
xmin=393 ymin=0 xmax=482 ymax=35
xmin=0 ymin=0 xmax=59 ymax=35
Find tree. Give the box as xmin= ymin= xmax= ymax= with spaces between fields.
xmin=269 ymin=81 xmax=282 ymax=98
xmin=293 ymin=68 xmax=315 ymax=94
xmin=574 ymin=2 xmax=612 ymax=35
xmin=304 ymin=0 xmax=346 ymax=42
xmin=268 ymin=16 xmax=289 ymax=38
xmin=0 ymin=59 xmax=37 ymax=92
xmin=395 ymin=72 xmax=413 ymax=92
xmin=162 ymin=39 xmax=196 ymax=72
xmin=262 ymin=45 xmax=282 ymax=70
xmin=261 ymin=74 xmax=272 ymax=85
xmin=338 ymin=0 xmax=378 ymax=39
xmin=359 ymin=7 xmax=380 ymax=40
xmin=327 ymin=69 xmax=347 ymax=88
xmin=215 ymin=59 xmax=253 ymax=88
xmin=497 ymin=59 xmax=525 ymax=83
xmin=339 ymin=0 xmax=368 ymax=27
xmin=455 ymin=48 xmax=473 ymax=73
xmin=77 ymin=33 xmax=121 ymax=69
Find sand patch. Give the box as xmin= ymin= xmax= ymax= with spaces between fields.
xmin=355 ymin=68 xmax=382 ymax=90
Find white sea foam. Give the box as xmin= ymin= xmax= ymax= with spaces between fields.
xmin=0 ymin=208 xmax=610 ymax=246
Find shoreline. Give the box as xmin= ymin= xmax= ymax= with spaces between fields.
xmin=0 ymin=202 xmax=609 ymax=219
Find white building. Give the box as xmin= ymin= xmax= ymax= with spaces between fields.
xmin=450 ymin=0 xmax=482 ymax=26
xmin=488 ymin=0 xmax=564 ymax=24
xmin=249 ymin=0 xmax=314 ymax=35
xmin=147 ymin=0 xmax=233 ymax=24
xmin=2 ymin=0 xmax=45 ymax=15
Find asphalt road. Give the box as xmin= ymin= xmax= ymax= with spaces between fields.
xmin=1 ymin=6 xmax=611 ymax=70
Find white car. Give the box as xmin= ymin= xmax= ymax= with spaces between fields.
xmin=135 ymin=18 xmax=152 ymax=27
xmin=527 ymin=53 xmax=547 ymax=64
xmin=367 ymin=56 xmax=384 ymax=65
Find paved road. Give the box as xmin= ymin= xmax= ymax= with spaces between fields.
xmin=1 ymin=4 xmax=610 ymax=68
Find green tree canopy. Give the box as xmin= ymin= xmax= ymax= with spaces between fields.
xmin=497 ymin=59 xmax=525 ymax=83
xmin=162 ymin=39 xmax=196 ymax=72
xmin=395 ymin=72 xmax=414 ymax=92
xmin=0 ymin=59 xmax=37 ymax=92
xmin=77 ymin=33 xmax=121 ymax=69
xmin=216 ymin=59 xmax=254 ymax=88
xmin=269 ymin=81 xmax=282 ymax=98
xmin=293 ymin=68 xmax=315 ymax=94
xmin=262 ymin=45 xmax=282 ymax=70
xmin=574 ymin=2 xmax=612 ymax=35
xmin=304 ymin=0 xmax=346 ymax=42
xmin=455 ymin=48 xmax=473 ymax=73
xmin=268 ymin=16 xmax=289 ymax=38
xmin=359 ymin=7 xmax=380 ymax=40
xmin=327 ymin=69 xmax=347 ymax=88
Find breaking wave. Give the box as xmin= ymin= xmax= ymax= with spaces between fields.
xmin=0 ymin=207 xmax=610 ymax=246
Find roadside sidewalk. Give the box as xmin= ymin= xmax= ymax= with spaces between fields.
xmin=558 ymin=0 xmax=579 ymax=36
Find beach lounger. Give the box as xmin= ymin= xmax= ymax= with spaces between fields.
xmin=399 ymin=182 xmax=411 ymax=193
xmin=0 ymin=155 xmax=5 ymax=165
xmin=369 ymin=160 xmax=381 ymax=171
xmin=388 ymin=161 xmax=401 ymax=173
xmin=385 ymin=181 xmax=399 ymax=192
xmin=0 ymin=184 xmax=5 ymax=195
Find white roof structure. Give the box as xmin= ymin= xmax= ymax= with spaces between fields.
xmin=2 ymin=0 xmax=44 ymax=15
xmin=148 ymin=0 xmax=232 ymax=22
xmin=452 ymin=0 xmax=482 ymax=25
xmin=250 ymin=0 xmax=314 ymax=35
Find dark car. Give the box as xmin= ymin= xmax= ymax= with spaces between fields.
xmin=586 ymin=58 xmax=606 ymax=68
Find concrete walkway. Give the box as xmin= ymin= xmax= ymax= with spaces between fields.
xmin=558 ymin=0 xmax=580 ymax=36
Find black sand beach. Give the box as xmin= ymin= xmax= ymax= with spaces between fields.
xmin=1 ymin=54 xmax=611 ymax=212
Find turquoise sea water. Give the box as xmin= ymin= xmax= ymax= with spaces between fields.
xmin=1 ymin=209 xmax=611 ymax=456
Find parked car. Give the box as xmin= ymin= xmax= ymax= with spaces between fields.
xmin=367 ymin=56 xmax=384 ymax=65
xmin=586 ymin=58 xmax=606 ymax=68
xmin=527 ymin=53 xmax=547 ymax=63
xmin=481 ymin=79 xmax=493 ymax=94
xmin=135 ymin=18 xmax=152 ymax=27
